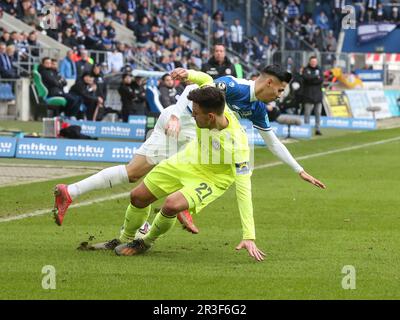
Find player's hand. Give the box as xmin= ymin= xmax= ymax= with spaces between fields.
xmin=165 ymin=114 xmax=181 ymax=138
xmin=236 ymin=240 xmax=266 ymax=262
xmin=299 ymin=170 xmax=326 ymax=189
xmin=170 ymin=68 xmax=189 ymax=82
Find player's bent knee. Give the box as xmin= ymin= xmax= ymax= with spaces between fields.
xmin=130 ymin=189 xmax=149 ymax=209
xmin=162 ymin=196 xmax=185 ymax=216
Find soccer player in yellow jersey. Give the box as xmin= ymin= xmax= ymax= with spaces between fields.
xmin=114 ymin=86 xmax=266 ymax=261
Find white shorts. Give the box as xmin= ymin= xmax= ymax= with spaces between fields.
xmin=135 ymin=105 xmax=196 ymax=164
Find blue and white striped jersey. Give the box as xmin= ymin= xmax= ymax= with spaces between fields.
xmin=214 ymin=76 xmax=271 ymax=131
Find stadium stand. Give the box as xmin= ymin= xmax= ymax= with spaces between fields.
xmin=0 ymin=0 xmax=398 ymax=122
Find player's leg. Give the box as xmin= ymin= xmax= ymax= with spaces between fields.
xmin=115 ymin=171 xmax=231 ymax=256
xmin=303 ymin=102 xmax=314 ymax=125
xmin=314 ymin=102 xmax=322 ymax=135
xmin=115 ymin=158 xmax=184 ymax=255
xmin=115 ymin=190 xmax=189 ymax=256
xmin=53 ymin=154 xmax=154 ymax=225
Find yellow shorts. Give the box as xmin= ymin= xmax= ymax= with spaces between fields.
xmin=143 ymin=160 xmax=230 ymax=215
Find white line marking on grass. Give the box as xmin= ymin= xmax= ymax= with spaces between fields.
xmin=255 ymin=136 xmax=400 ymax=170
xmin=0 ymin=192 xmax=130 ymax=223
xmin=1 ymin=136 xmax=399 ymax=224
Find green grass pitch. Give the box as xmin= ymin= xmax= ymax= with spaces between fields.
xmin=0 ymin=127 xmax=399 ymax=299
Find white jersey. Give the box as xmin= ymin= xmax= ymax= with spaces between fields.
xmin=135 ymin=84 xmax=198 ymax=164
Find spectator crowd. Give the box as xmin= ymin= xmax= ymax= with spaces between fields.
xmin=0 ymin=0 xmax=398 ymax=121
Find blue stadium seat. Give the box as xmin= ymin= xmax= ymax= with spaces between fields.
xmin=0 ymin=83 xmax=15 ymax=101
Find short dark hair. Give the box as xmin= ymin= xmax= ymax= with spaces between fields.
xmin=309 ymin=55 xmax=318 ymax=61
xmin=161 ymin=73 xmax=171 ymax=81
xmin=187 ymin=86 xmax=225 ymax=115
xmin=122 ymin=73 xmax=132 ymax=81
xmin=261 ymin=64 xmax=292 ymax=83
xmin=41 ymin=57 xmax=51 ymax=64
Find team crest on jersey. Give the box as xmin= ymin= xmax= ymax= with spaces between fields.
xmin=235 ymin=162 xmax=250 ymax=175
xmin=216 ymin=82 xmax=227 ymax=92
xmin=229 ymin=81 xmax=235 ymax=87
xmin=212 ymin=139 xmax=221 ymax=150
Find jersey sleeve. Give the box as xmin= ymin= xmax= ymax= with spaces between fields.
xmin=234 ymin=172 xmax=256 ymax=240
xmin=230 ymin=127 xmax=255 ymax=240
xmin=249 ymin=101 xmax=272 ymax=131
xmin=214 ymin=76 xmax=242 ymax=101
xmin=187 ymin=70 xmax=214 ymax=87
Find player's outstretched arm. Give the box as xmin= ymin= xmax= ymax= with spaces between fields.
xmin=258 ymin=129 xmax=326 ymax=189
xmin=299 ymin=170 xmax=326 ymax=189
xmin=236 ymin=240 xmax=266 ymax=262
xmin=171 ymin=68 xmax=213 ymax=87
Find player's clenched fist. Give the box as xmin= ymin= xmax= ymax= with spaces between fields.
xmin=171 ymin=68 xmax=189 ymax=81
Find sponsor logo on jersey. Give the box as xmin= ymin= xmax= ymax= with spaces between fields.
xmin=216 ymin=82 xmax=227 ymax=92
xmin=235 ymin=162 xmax=250 ymax=175
xmin=212 ymin=139 xmax=221 ymax=150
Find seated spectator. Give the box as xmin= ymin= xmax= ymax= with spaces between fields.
xmin=316 ymin=11 xmax=330 ymax=31
xmin=134 ymin=16 xmax=151 ymax=45
xmin=230 ymin=18 xmax=244 ymax=54
xmin=27 ymin=31 xmax=39 ymax=57
xmin=325 ymin=30 xmax=337 ymax=52
xmin=59 ymin=50 xmax=77 ymax=80
xmin=22 ymin=6 xmax=39 ymax=27
xmin=107 ymin=47 xmax=124 ymax=74
xmin=211 ymin=12 xmax=226 ymax=45
xmin=158 ymin=73 xmax=181 ymax=108
xmin=1 ymin=0 xmax=17 ymax=16
xmin=119 ymin=0 xmax=136 ymax=15
xmin=126 ymin=13 xmax=137 ymax=31
xmin=285 ymin=0 xmax=300 ymax=20
xmin=1 ymin=31 xmax=11 ymax=45
xmin=0 ymin=42 xmax=19 ymax=79
xmin=63 ymin=28 xmax=79 ymax=48
xmin=70 ymin=72 xmax=104 ymax=121
xmin=38 ymin=57 xmax=80 ymax=118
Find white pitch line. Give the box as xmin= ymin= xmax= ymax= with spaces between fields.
xmin=0 ymin=192 xmax=130 ymax=223
xmin=1 ymin=135 xmax=399 ymax=224
xmin=255 ymin=135 xmax=400 ymax=170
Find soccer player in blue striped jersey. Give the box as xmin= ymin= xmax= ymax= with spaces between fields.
xmin=168 ymin=66 xmax=325 ymax=190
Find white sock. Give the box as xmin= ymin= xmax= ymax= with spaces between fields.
xmin=67 ymin=165 xmax=129 ymax=200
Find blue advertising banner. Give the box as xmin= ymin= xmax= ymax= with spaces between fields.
xmin=0 ymin=137 xmax=17 ymax=157
xmin=16 ymin=138 xmax=142 ymax=163
xmin=292 ymin=116 xmax=376 ymax=130
xmin=240 ymin=120 xmax=312 ymax=145
xmin=357 ymin=23 xmax=397 ymax=44
xmin=354 ymin=70 xmax=383 ymax=82
xmin=66 ymin=119 xmax=146 ymax=140
xmin=128 ymin=115 xmax=147 ymax=126
xmin=384 ymin=90 xmax=400 ymax=117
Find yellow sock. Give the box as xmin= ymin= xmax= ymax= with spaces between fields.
xmin=142 ymin=210 xmax=176 ymax=246
xmin=119 ymin=203 xmax=150 ymax=243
